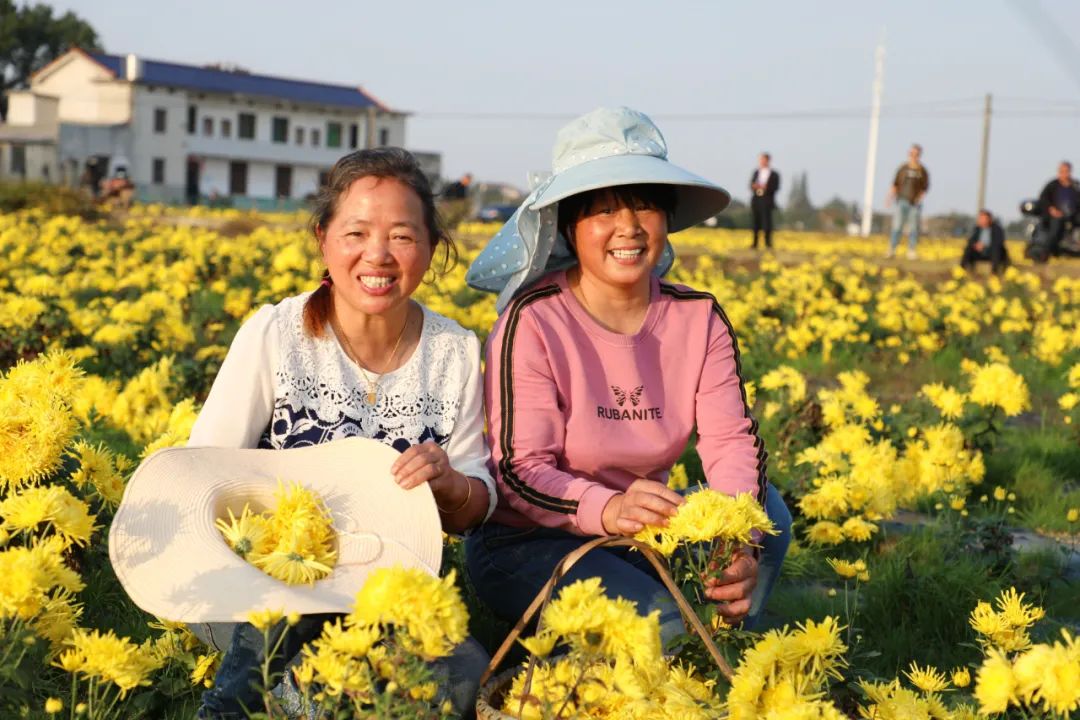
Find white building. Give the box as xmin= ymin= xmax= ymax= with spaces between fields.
xmin=0 ymin=91 xmax=60 ymax=183
xmin=21 ymin=49 xmax=439 ymax=207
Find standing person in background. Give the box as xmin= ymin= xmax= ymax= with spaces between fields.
xmin=750 ymin=152 xmax=780 ymax=249
xmin=886 ymin=143 xmax=930 ymax=260
xmin=960 ymin=209 xmax=1009 ymax=275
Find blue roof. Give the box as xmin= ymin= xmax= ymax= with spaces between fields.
xmin=88 ymin=52 xmax=386 ymax=111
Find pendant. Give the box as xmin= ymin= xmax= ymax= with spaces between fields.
xmin=365 ymin=390 xmax=377 ymax=405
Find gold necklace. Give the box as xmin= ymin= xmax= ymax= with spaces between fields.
xmin=334 ymin=306 xmax=412 ymax=405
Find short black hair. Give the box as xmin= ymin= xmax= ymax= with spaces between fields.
xmin=761 ymin=152 xmax=771 ymax=161
xmin=1062 ymin=161 xmax=1073 ymax=171
xmin=557 ymin=184 xmax=677 ymax=242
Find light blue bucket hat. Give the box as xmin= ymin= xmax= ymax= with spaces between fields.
xmin=466 ymin=106 xmax=731 ymax=312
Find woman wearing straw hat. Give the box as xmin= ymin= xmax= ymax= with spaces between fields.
xmin=464 ymin=107 xmax=792 ymax=646
xmin=185 ymin=148 xmax=494 ymax=718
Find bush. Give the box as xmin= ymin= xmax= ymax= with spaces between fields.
xmin=0 ymin=181 xmax=99 ymax=218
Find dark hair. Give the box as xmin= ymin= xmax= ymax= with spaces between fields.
xmin=1062 ymin=161 xmax=1073 ymax=171
xmin=556 ymin=184 xmax=678 ymax=244
xmin=761 ymin=152 xmax=771 ymax=161
xmin=911 ymin=143 xmax=923 ymax=153
xmin=304 ymin=147 xmax=458 ymax=337
xmin=978 ymin=208 xmax=993 ymax=219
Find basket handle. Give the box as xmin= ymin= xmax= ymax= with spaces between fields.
xmin=479 ymin=535 xmax=734 ymax=691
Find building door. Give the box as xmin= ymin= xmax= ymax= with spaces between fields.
xmin=185 ymin=158 xmax=200 ymax=204
xmin=229 ymin=161 xmax=248 ymax=196
xmin=274 ymin=165 xmax=292 ymax=200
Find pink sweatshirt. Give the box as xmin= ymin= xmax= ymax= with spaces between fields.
xmin=485 ymin=271 xmax=768 ymax=536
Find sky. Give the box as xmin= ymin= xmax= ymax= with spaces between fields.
xmin=50 ymin=0 xmax=1080 ymax=220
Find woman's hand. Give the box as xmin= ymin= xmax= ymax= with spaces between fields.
xmin=601 ymin=479 xmax=684 ymax=536
xmin=392 ymin=441 xmax=462 ymax=507
xmin=703 ymin=547 xmax=759 ymax=623
xmin=393 ymin=441 xmax=486 ymax=533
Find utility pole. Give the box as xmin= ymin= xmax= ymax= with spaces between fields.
xmin=976 ymin=93 xmax=992 ymax=213
xmin=861 ymin=42 xmax=885 ymax=237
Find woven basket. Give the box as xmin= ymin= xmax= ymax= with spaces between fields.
xmin=474 ymin=667 xmax=520 ymax=720
xmin=473 ymin=536 xmax=734 ymax=719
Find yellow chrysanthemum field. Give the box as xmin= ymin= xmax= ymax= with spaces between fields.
xmin=1 ymin=205 xmax=1079 ymax=718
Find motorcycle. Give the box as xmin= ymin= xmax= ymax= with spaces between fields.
xmin=1020 ymin=199 xmax=1080 ymax=262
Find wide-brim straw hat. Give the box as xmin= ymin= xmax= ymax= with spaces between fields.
xmin=108 ymin=437 xmax=443 ymax=623
xmin=466 ymin=106 xmax=731 ymax=312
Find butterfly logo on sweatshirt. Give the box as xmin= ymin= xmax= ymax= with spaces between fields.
xmin=611 ymin=385 xmax=645 ymax=407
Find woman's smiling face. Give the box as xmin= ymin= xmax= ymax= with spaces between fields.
xmin=318 ymin=175 xmax=432 ymax=317
xmin=566 ymin=186 xmax=670 ymax=291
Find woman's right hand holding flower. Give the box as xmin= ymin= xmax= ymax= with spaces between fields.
xmin=601 ymin=479 xmax=684 ymax=536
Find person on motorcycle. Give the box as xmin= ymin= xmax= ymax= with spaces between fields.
xmin=1038 ymin=161 xmax=1080 ymax=253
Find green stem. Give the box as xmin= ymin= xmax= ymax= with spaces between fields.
xmin=68 ymin=673 xmax=77 ymax=720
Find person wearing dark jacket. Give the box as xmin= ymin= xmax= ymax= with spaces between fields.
xmin=961 ymin=210 xmax=1009 ymax=275
xmin=1037 ymin=161 xmax=1080 ymax=253
xmin=750 ymin=153 xmax=780 ymax=249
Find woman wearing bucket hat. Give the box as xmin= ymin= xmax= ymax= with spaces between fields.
xmin=180 ymin=148 xmax=494 ymax=719
xmin=464 ymin=107 xmax=792 ymax=647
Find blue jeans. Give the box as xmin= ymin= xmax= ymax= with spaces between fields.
xmin=465 ymin=484 xmax=792 ymax=650
xmin=191 ymin=617 xmax=489 ymax=719
xmin=889 ymin=198 xmax=922 ymax=252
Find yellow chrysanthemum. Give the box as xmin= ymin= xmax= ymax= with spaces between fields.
xmin=55 ymin=628 xmax=164 ymax=696
xmin=0 ymin=484 xmax=98 ymax=548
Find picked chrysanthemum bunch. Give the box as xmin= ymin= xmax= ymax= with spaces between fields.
xmin=501 ymin=578 xmax=723 ymax=720
xmin=291 ymin=567 xmax=468 ymax=718
xmin=634 ymin=490 xmax=776 ymax=605
xmin=216 ymin=480 xmax=337 ymax=585
xmin=726 ymin=616 xmax=848 ymax=720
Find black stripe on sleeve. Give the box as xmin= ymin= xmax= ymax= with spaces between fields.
xmin=659 ymin=284 xmax=770 ymax=506
xmin=497 ymin=284 xmax=580 ymax=514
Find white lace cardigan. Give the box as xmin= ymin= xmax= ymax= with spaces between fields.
xmin=188 ymin=292 xmax=497 ymax=520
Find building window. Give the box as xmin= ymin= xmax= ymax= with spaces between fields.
xmin=349 ymin=123 xmax=358 ymax=149
xmin=221 ymin=118 xmax=232 ymax=138
xmin=238 ymin=113 xmax=256 ymax=140
xmin=11 ymin=145 xmax=26 ymax=176
xmin=203 ymin=117 xmax=214 ymax=136
xmin=272 ymin=116 xmax=289 ymax=144
xmin=229 ymin=161 xmax=248 ymax=195
xmin=187 ymin=105 xmax=197 ymax=134
xmin=154 ymin=108 xmax=167 ymax=134
xmin=295 ymin=127 xmax=305 ymax=145
xmin=318 ymin=169 xmax=330 ymax=189
xmin=275 ymin=165 xmax=292 ymax=199
xmin=379 ymin=128 xmax=390 ymax=146
xmin=152 ymin=158 xmax=165 ymax=185
xmin=327 ymin=122 xmax=342 ymax=148
xmin=311 ymin=128 xmax=321 ymax=147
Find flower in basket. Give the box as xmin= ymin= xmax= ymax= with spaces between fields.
xmin=215 ymin=480 xmax=337 ymax=585
xmin=500 ymin=578 xmax=724 ymax=720
xmin=726 ymin=617 xmax=848 ymax=720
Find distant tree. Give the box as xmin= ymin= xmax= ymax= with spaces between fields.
xmin=781 ymin=171 xmax=818 ymax=230
xmin=818 ymin=196 xmax=856 ymax=232
xmin=0 ymin=1 xmax=101 ymax=119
